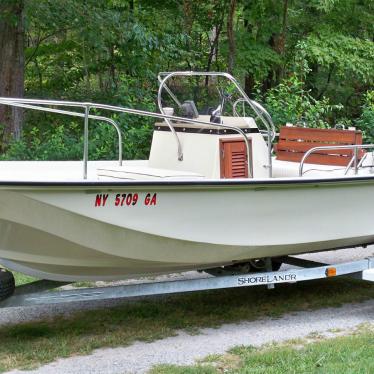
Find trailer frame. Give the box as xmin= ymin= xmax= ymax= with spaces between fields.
xmin=0 ymin=256 xmax=373 ymax=309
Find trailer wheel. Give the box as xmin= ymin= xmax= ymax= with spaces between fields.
xmin=202 ymin=258 xmax=282 ymax=276
xmin=0 ymin=268 xmax=15 ymax=301
xmin=249 ymin=258 xmax=282 ymax=272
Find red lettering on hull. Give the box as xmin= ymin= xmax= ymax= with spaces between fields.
xmin=95 ymin=192 xmax=157 ymax=207
xmin=145 ymin=193 xmax=157 ymax=206
xmin=95 ymin=194 xmax=109 ymax=207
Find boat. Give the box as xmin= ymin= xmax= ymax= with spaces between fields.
xmin=0 ymin=71 xmax=373 ymax=282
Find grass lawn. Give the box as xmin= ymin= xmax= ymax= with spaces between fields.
xmin=13 ymin=272 xmax=38 ymax=287
xmin=12 ymin=271 xmax=93 ymax=288
xmin=0 ymin=277 xmax=373 ymax=372
xmin=151 ymin=326 xmax=374 ymax=374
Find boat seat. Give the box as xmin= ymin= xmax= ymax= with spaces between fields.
xmin=97 ymin=166 xmax=205 ymax=180
xmin=274 ymin=126 xmax=365 ymax=166
xmin=272 ymin=158 xmax=347 ymax=178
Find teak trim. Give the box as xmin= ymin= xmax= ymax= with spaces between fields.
xmin=219 ymin=137 xmax=252 ymax=178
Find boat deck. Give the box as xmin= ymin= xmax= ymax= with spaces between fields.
xmin=0 ymin=158 xmax=373 ymax=183
xmin=0 ymin=160 xmax=206 ymax=182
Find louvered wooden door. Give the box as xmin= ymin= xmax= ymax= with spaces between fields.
xmin=220 ymin=138 xmax=251 ymax=178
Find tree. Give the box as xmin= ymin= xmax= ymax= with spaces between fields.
xmin=0 ymin=0 xmax=25 ymax=145
xmin=1 ymin=0 xmax=373 ymax=159
xmin=227 ymin=0 xmax=236 ymax=74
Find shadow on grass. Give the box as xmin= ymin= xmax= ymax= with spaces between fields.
xmin=0 ymin=278 xmax=373 ymax=372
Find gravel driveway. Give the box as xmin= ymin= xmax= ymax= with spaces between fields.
xmin=5 ymin=300 xmax=374 ymax=374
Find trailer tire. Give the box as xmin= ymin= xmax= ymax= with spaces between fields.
xmin=249 ymin=258 xmax=282 ymax=272
xmin=202 ymin=258 xmax=283 ymax=276
xmin=0 ymin=269 xmax=15 ymax=301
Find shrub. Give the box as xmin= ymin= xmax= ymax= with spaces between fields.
xmin=257 ymin=74 xmax=343 ymax=130
xmin=1 ymin=117 xmax=153 ymax=162
xmin=1 ymin=75 xmax=156 ymax=162
xmin=355 ymin=90 xmax=374 ymax=143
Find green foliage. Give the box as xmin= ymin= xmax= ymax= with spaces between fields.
xmin=305 ymin=33 xmax=374 ymax=84
xmin=1 ymin=0 xmax=373 ymax=158
xmin=1 ymin=118 xmax=153 ymax=162
xmin=356 ymin=91 xmax=374 ymax=143
xmin=253 ymin=41 xmax=344 ymax=129
xmin=123 ymin=124 xmax=153 ymax=160
xmin=235 ymin=38 xmax=281 ymax=81
xmin=259 ymin=75 xmax=342 ymax=129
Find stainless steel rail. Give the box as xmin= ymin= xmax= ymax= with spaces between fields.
xmin=233 ymin=98 xmax=276 ymax=142
xmin=0 ymin=97 xmax=254 ymax=179
xmin=233 ymin=97 xmax=247 ymax=117
xmin=0 ymin=100 xmax=123 ymax=168
xmin=157 ymin=71 xmax=275 ymax=177
xmin=299 ymin=144 xmax=374 ymax=176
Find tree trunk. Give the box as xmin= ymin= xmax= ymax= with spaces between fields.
xmin=277 ymin=0 xmax=289 ymax=81
xmin=272 ymin=0 xmax=288 ymax=83
xmin=0 ymin=0 xmax=25 ymax=145
xmin=227 ymin=0 xmax=236 ymax=74
xmin=205 ymin=22 xmax=223 ymax=86
xmin=261 ymin=0 xmax=289 ymax=91
xmin=244 ymin=74 xmax=255 ymax=96
xmin=243 ymin=1 xmax=255 ymax=95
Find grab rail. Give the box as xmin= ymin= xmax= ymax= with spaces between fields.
xmin=157 ymin=71 xmax=274 ymax=177
xmin=233 ymin=98 xmax=276 ymax=142
xmin=0 ymin=97 xmax=254 ymax=179
xmin=299 ymin=144 xmax=374 ymax=176
xmin=0 ymin=100 xmax=123 ymax=166
xmin=233 ymin=98 xmax=247 ymax=117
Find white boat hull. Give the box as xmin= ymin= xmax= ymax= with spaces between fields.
xmin=1 ymin=177 xmax=374 ymax=281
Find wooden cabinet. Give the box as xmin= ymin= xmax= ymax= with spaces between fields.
xmin=220 ymin=138 xmax=251 ymax=178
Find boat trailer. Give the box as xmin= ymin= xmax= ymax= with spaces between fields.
xmin=1 ymin=256 xmax=373 ymax=309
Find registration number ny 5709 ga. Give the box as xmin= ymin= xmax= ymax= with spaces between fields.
xmin=94 ymin=193 xmax=157 ymax=207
